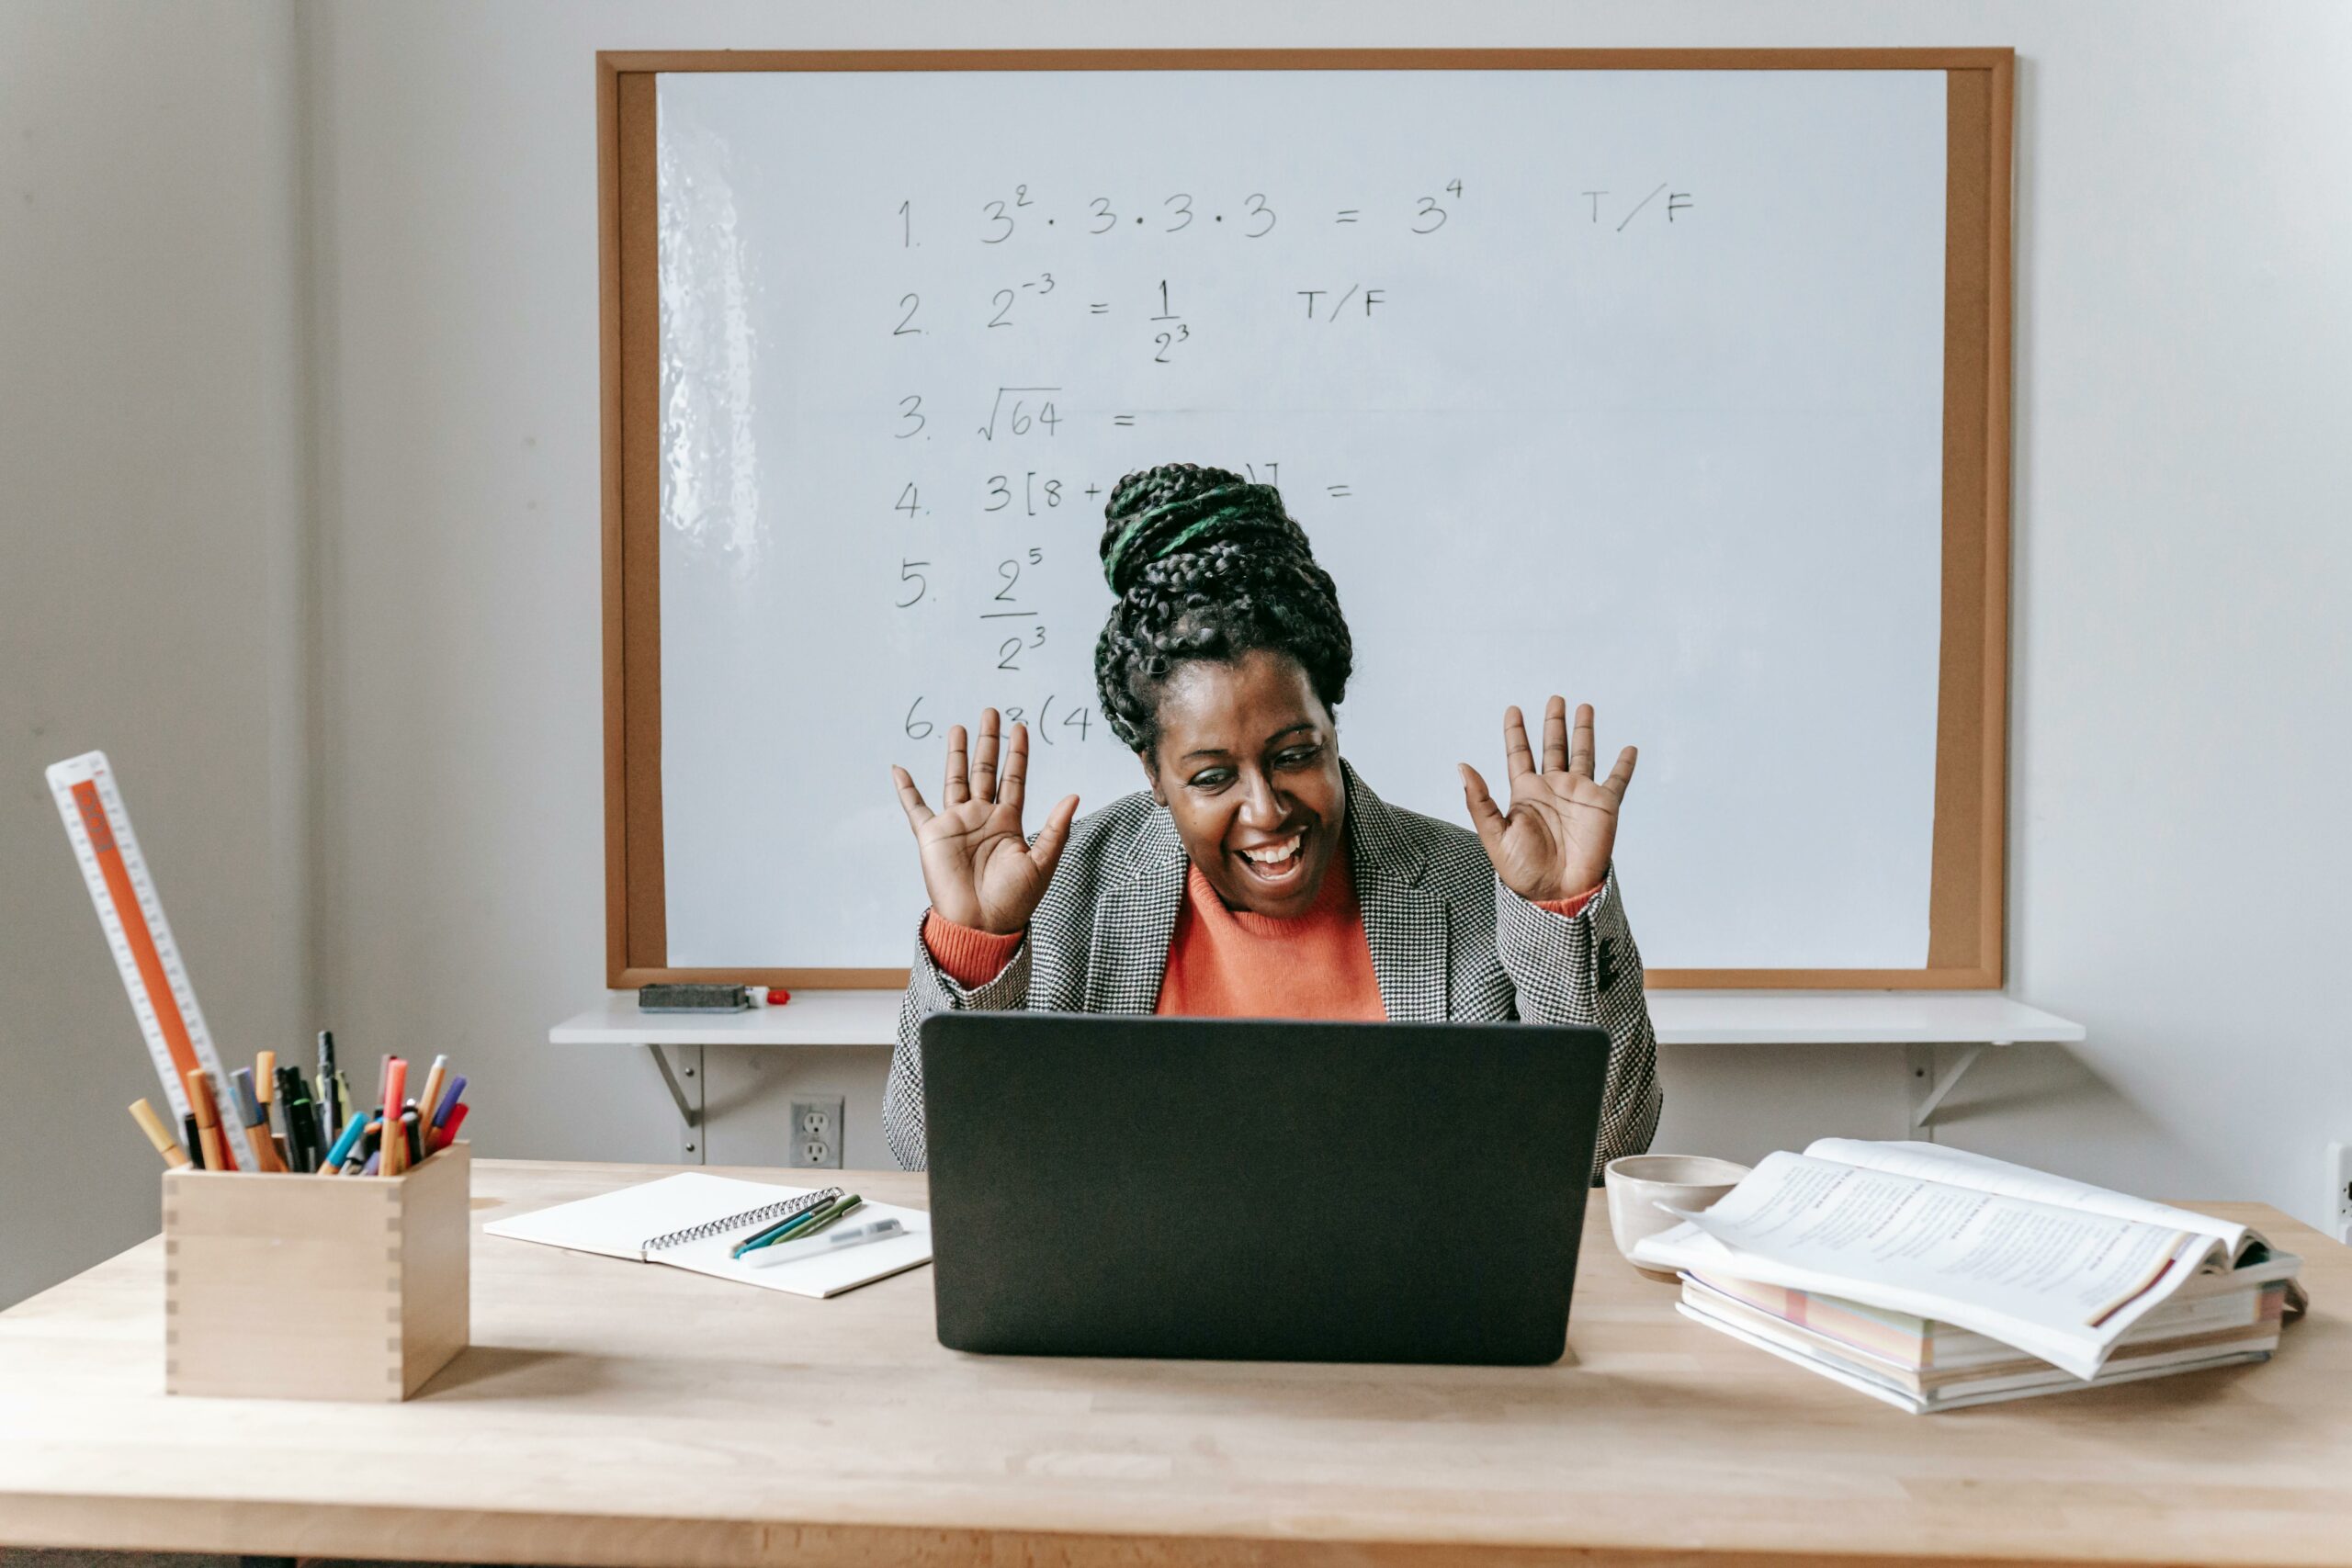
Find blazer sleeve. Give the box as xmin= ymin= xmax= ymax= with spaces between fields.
xmin=1493 ymin=862 xmax=1664 ymax=1182
xmin=883 ymin=913 xmax=1035 ymax=1171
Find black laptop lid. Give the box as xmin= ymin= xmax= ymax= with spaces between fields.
xmin=919 ymin=1014 xmax=1609 ymax=1365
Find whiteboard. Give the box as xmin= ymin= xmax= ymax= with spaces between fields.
xmin=650 ymin=67 xmax=1949 ymax=973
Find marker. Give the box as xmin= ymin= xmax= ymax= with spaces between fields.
xmin=129 ymin=1099 xmax=189 ymax=1168
xmin=277 ymin=1066 xmax=321 ymax=1172
xmin=380 ymin=1060 xmax=408 ymax=1175
xmin=185 ymin=1069 xmax=226 ymax=1173
xmin=431 ymin=1102 xmax=469 ymax=1150
xmin=432 ymin=1076 xmax=467 ymax=1130
xmin=316 ymin=1032 xmax=340 ymax=1141
xmin=322 ymin=1112 xmax=368 ymax=1173
xmin=413 ymin=1056 xmax=447 ymax=1143
xmin=181 ymin=1111 xmax=205 ymax=1169
xmin=229 ymin=1068 xmax=287 ymax=1172
xmin=402 ymin=1105 xmax=424 ymax=1167
xmin=746 ymin=1217 xmax=905 ymax=1269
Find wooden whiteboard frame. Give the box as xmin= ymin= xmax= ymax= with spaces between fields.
xmin=598 ymin=48 xmax=2015 ymax=991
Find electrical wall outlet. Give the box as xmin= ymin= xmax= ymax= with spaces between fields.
xmin=788 ymin=1095 xmax=845 ymax=1169
xmin=2330 ymin=1142 xmax=2352 ymax=1246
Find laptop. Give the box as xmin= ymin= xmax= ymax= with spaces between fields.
xmin=918 ymin=1013 xmax=1610 ymax=1366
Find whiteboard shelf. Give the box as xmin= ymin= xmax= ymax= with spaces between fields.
xmin=554 ymin=989 xmax=2081 ymax=1157
xmin=549 ymin=990 xmax=2083 ymax=1050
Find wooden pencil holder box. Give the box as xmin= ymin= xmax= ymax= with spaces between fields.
xmin=163 ymin=1142 xmax=470 ymax=1401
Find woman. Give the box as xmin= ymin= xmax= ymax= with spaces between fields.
xmin=885 ymin=463 xmax=1660 ymax=1178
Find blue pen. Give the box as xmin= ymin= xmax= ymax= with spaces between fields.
xmin=432 ymin=1075 xmax=468 ymax=1129
xmin=322 ymin=1113 xmax=368 ymax=1172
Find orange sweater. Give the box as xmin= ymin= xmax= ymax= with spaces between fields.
xmin=922 ymin=862 xmax=1597 ymax=1018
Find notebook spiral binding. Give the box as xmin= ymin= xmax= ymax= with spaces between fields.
xmin=642 ymin=1186 xmax=842 ymax=1253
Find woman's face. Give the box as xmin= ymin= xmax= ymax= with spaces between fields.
xmin=1144 ymin=649 xmax=1347 ymax=918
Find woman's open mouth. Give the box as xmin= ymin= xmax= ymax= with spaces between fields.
xmin=1233 ymin=829 xmax=1309 ymax=889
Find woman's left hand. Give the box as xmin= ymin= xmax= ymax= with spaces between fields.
xmin=1460 ymin=697 xmax=1637 ymax=904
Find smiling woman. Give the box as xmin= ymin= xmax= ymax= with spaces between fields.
xmin=884 ymin=464 xmax=1662 ymax=1178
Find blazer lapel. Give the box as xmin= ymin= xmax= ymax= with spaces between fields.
xmin=1088 ymin=802 xmax=1188 ymax=1014
xmin=1343 ymin=762 xmax=1452 ymax=1022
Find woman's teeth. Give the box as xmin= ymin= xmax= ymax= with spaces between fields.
xmin=1240 ymin=833 xmax=1304 ymax=870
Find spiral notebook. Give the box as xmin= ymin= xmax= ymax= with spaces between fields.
xmin=483 ymin=1172 xmax=933 ymax=1298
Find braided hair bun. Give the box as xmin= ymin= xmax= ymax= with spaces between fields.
xmin=1093 ymin=462 xmax=1353 ymax=754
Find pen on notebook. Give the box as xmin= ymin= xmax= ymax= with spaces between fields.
xmin=796 ymin=1195 xmax=863 ymax=1239
xmin=747 ymin=1217 xmax=906 ymax=1269
xmin=729 ymin=1188 xmax=844 ymax=1258
xmin=741 ymin=1197 xmax=845 ymax=1254
xmin=741 ymin=1194 xmax=859 ymax=1257
xmin=129 ymin=1099 xmax=189 ymax=1168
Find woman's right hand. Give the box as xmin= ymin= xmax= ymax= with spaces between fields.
xmin=890 ymin=709 xmax=1080 ymax=936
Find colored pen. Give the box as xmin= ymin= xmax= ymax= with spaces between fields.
xmin=380 ymin=1061 xmax=408 ymax=1175
xmin=794 ymin=1194 xmax=862 ymax=1239
xmin=431 ymin=1102 xmax=469 ymax=1150
xmin=740 ymin=1195 xmax=860 ymax=1258
xmin=129 ymin=1099 xmax=189 ymax=1168
xmin=413 ymin=1056 xmax=447 ymax=1144
xmin=432 ymin=1075 xmax=467 ymax=1130
xmin=273 ymin=1066 xmax=305 ymax=1170
xmin=185 ymin=1069 xmax=227 ymax=1173
xmin=747 ymin=1217 xmax=906 ymax=1269
xmin=230 ymin=1068 xmax=286 ymax=1173
xmin=734 ymin=1192 xmax=846 ymax=1254
xmin=402 ymin=1105 xmax=424 ymax=1166
xmin=316 ymin=1031 xmax=339 ymax=1141
xmin=729 ymin=1188 xmax=843 ymax=1258
xmin=181 ymin=1111 xmax=205 ymax=1169
xmin=322 ymin=1112 xmax=368 ymax=1173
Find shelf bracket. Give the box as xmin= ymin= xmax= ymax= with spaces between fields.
xmin=1908 ymin=1042 xmax=2007 ymax=1135
xmin=645 ymin=1043 xmax=706 ymax=1163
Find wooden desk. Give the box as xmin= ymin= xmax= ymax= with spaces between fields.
xmin=2 ymin=1160 xmax=2346 ymax=1567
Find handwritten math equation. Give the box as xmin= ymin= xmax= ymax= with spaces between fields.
xmin=873 ymin=179 xmax=1690 ymax=743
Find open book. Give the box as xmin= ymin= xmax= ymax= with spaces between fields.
xmin=485 ymin=1172 xmax=933 ymax=1299
xmin=1630 ymin=1138 xmax=2304 ymax=1381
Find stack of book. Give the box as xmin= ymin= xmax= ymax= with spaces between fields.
xmin=1633 ymin=1139 xmax=2305 ymax=1415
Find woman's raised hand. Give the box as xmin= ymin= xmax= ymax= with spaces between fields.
xmin=891 ymin=709 xmax=1080 ymax=936
xmin=1459 ymin=697 xmax=1636 ymax=905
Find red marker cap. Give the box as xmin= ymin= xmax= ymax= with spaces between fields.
xmin=767 ymin=988 xmax=791 ymax=1006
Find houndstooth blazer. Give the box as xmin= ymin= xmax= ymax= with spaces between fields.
xmin=885 ymin=761 xmax=1662 ymax=1180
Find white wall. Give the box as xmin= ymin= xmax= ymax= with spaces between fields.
xmin=6 ymin=0 xmax=2348 ymax=1306
xmin=0 ymin=0 xmax=310 ymax=1307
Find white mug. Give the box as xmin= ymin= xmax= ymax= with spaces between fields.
xmin=1602 ymin=1154 xmax=1752 ymax=1277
